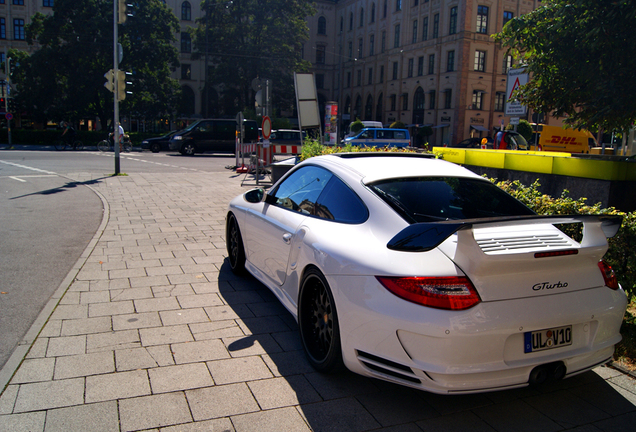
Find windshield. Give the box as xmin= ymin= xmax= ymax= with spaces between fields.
xmin=182 ymin=120 xmax=202 ymax=132
xmin=368 ymin=177 xmax=535 ymax=223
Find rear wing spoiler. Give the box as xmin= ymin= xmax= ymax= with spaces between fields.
xmin=387 ymin=214 xmax=622 ymax=252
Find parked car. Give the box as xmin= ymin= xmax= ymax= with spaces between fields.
xmin=451 ymin=137 xmax=494 ymax=149
xmin=344 ymin=128 xmax=411 ymax=148
xmin=141 ymin=131 xmax=177 ymax=153
xmin=494 ymin=130 xmax=530 ymax=150
xmin=169 ymin=118 xmax=258 ymax=155
xmin=226 ymin=152 xmax=625 ymax=394
xmin=269 ymin=129 xmax=305 ymax=145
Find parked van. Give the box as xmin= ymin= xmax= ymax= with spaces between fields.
xmin=529 ymin=124 xmax=595 ymax=153
xmin=344 ymin=128 xmax=411 ymax=148
xmin=344 ymin=120 xmax=383 ymax=138
xmin=169 ymin=118 xmax=258 ymax=155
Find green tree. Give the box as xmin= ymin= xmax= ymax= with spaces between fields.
xmin=349 ymin=118 xmax=364 ymax=134
xmin=495 ymin=0 xmax=636 ymax=132
xmin=517 ymin=120 xmax=533 ymax=142
xmin=191 ymin=0 xmax=315 ymax=117
xmin=18 ymin=0 xmax=180 ymax=127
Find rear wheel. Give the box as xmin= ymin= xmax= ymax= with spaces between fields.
xmin=298 ymin=268 xmax=344 ymax=372
xmin=97 ymin=140 xmax=110 ymax=152
xmin=150 ymin=143 xmax=161 ymax=153
xmin=123 ymin=141 xmax=132 ymax=152
xmin=72 ymin=140 xmax=83 ymax=151
xmin=226 ymin=213 xmax=246 ymax=274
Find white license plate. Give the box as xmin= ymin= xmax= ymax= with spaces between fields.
xmin=524 ymin=325 xmax=572 ymax=353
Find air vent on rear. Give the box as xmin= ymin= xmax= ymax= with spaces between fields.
xmin=476 ymin=233 xmax=577 ymax=254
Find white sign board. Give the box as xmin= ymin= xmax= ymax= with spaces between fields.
xmin=505 ymin=68 xmax=529 ymax=116
xmin=510 ymin=117 xmax=520 ymax=125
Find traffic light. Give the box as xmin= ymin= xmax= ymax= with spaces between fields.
xmin=0 ymin=98 xmax=5 ymax=110
xmin=7 ymin=98 xmax=16 ymax=112
xmin=118 ymin=0 xmax=133 ymax=24
xmin=104 ymin=69 xmax=115 ymax=92
xmin=117 ymin=70 xmax=132 ymax=101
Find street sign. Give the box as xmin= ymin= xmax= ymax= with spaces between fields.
xmin=510 ymin=117 xmax=520 ymax=125
xmin=262 ymin=116 xmax=272 ymax=140
xmin=5 ymin=113 xmax=12 ymax=120
xmin=505 ymin=68 xmax=529 ymax=116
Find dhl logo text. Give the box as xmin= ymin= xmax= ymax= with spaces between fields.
xmin=549 ymin=136 xmax=580 ymax=145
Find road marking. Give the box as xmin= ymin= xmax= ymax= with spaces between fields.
xmin=0 ymin=160 xmax=57 ymax=175
xmin=9 ymin=176 xmax=26 ymax=182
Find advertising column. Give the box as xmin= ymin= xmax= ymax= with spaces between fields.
xmin=324 ymin=102 xmax=338 ymax=145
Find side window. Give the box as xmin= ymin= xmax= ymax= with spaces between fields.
xmin=395 ymin=131 xmax=406 ymax=139
xmin=316 ymin=177 xmax=368 ymax=223
xmin=377 ymin=130 xmax=385 ymax=139
xmin=214 ymin=121 xmax=235 ymax=138
xmin=361 ymin=130 xmax=372 ymax=139
xmin=271 ymin=166 xmax=333 ymax=215
xmin=197 ymin=121 xmax=212 ymax=132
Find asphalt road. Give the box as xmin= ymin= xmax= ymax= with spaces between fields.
xmin=0 ymin=146 xmax=239 ymax=369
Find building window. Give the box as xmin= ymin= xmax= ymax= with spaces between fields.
xmin=357 ymin=69 xmax=362 ymax=86
xmin=316 ymin=45 xmax=326 ymax=64
xmin=371 ymin=3 xmax=376 ymax=23
xmin=412 ymin=20 xmax=418 ymax=44
xmin=402 ymin=93 xmax=408 ymax=111
xmin=181 ymin=64 xmax=191 ymax=80
xmin=348 ymin=41 xmax=353 ymax=59
xmin=433 ymin=14 xmax=439 ymax=38
xmin=368 ymin=67 xmax=373 ymax=85
xmin=13 ymin=19 xmax=25 ymax=40
xmin=408 ymin=58 xmax=414 ymax=77
xmin=318 ymin=16 xmax=327 ymax=35
xmin=503 ymin=55 xmax=513 ymax=73
xmin=417 ymin=56 xmax=424 ymax=76
xmin=390 ymin=94 xmax=396 ymax=111
xmin=428 ymin=54 xmax=435 ymax=74
xmin=181 ymin=2 xmax=191 ymax=21
xmin=0 ymin=18 xmax=5 ymax=39
xmin=503 ymin=11 xmax=514 ymax=26
xmin=413 ymin=0 xmax=419 ymax=6
xmin=429 ymin=90 xmax=435 ymax=109
xmin=316 ymin=74 xmax=325 ymax=89
xmin=383 ymin=0 xmax=387 ymax=18
xmin=376 ymin=93 xmax=383 ymax=122
xmin=495 ymin=92 xmax=505 ymax=111
xmin=422 ymin=16 xmax=428 ymax=41
xmin=449 ymin=7 xmax=457 ymax=35
xmin=379 ymin=65 xmax=384 ymax=83
xmin=444 ymin=89 xmax=452 ymax=109
xmin=43 ymin=0 xmax=53 ymax=6
xmin=392 ymin=61 xmax=399 ymax=80
xmin=472 ymin=90 xmax=484 ymax=110
xmin=360 ymin=8 xmax=364 ymax=27
xmin=396 ymin=0 xmax=402 ymax=12
xmin=340 ymin=16 xmax=344 ymax=32
xmin=394 ymin=24 xmax=400 ymax=48
xmin=350 ymin=12 xmax=354 ymax=30
xmin=369 ymin=34 xmax=375 ymax=56
xmin=381 ymin=31 xmax=386 ymax=53
xmin=13 ymin=0 xmax=24 ymax=4
xmin=346 ymin=71 xmax=351 ymax=88
xmin=474 ymin=50 xmax=486 ymax=71
xmin=358 ymin=38 xmax=363 ymax=58
xmin=447 ymin=50 xmax=455 ymax=72
xmin=180 ymin=32 xmax=191 ymax=53
xmin=477 ymin=5 xmax=489 ymax=34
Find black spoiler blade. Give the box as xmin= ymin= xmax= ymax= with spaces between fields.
xmin=387 ymin=214 xmax=622 ymax=252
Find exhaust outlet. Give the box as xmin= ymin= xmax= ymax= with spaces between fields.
xmin=529 ymin=361 xmax=566 ymax=386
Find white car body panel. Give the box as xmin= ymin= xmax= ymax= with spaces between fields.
xmin=226 ymin=153 xmax=627 ymax=394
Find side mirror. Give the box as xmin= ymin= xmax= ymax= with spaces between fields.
xmin=244 ymin=188 xmax=265 ymax=203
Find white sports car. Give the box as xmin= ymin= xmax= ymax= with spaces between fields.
xmin=226 ymin=152 xmax=626 ymax=394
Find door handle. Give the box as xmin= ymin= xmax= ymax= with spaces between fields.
xmin=282 ymin=233 xmax=292 ymax=244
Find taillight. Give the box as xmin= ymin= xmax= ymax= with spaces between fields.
xmin=376 ymin=276 xmax=481 ymax=310
xmin=598 ymin=260 xmax=619 ymax=290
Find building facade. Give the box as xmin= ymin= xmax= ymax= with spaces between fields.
xmin=305 ymin=0 xmax=544 ymax=146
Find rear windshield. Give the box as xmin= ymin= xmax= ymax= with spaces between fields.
xmin=368 ymin=177 xmax=535 ymax=223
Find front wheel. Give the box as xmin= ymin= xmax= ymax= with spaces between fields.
xmin=150 ymin=143 xmax=161 ymax=153
xmin=54 ymin=140 xmax=67 ymax=151
xmin=97 ymin=140 xmax=110 ymax=152
xmin=298 ymin=268 xmax=344 ymax=372
xmin=180 ymin=142 xmax=196 ymax=156
xmin=226 ymin=213 xmax=246 ymax=274
xmin=72 ymin=140 xmax=83 ymax=151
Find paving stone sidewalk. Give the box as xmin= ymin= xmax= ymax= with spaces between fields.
xmin=0 ymin=171 xmax=635 ymax=432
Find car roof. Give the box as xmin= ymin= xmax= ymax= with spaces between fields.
xmin=311 ymin=153 xmax=483 ymax=184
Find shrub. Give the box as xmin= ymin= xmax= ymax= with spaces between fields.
xmin=517 ymin=120 xmax=534 ymax=141
xmin=349 ymin=118 xmax=365 ymax=134
xmin=390 ymin=121 xmax=406 ymax=129
xmin=300 ymin=138 xmax=419 ymax=161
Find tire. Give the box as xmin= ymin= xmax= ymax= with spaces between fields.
xmin=181 ymin=142 xmax=196 ymax=156
xmin=97 ymin=140 xmax=110 ymax=152
xmin=54 ymin=140 xmax=67 ymax=151
xmin=72 ymin=140 xmax=83 ymax=151
xmin=298 ymin=268 xmax=344 ymax=372
xmin=226 ymin=213 xmax=246 ymax=274
xmin=123 ymin=141 xmax=132 ymax=153
xmin=150 ymin=143 xmax=161 ymax=153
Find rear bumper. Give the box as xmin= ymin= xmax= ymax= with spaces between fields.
xmin=332 ymin=275 xmax=627 ymax=394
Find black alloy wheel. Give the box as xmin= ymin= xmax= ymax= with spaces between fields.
xmin=226 ymin=213 xmax=246 ymax=274
xmin=181 ymin=142 xmax=196 ymax=155
xmin=299 ymin=268 xmax=344 ymax=372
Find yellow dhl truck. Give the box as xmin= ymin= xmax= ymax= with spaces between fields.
xmin=529 ymin=124 xmax=596 ymax=153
